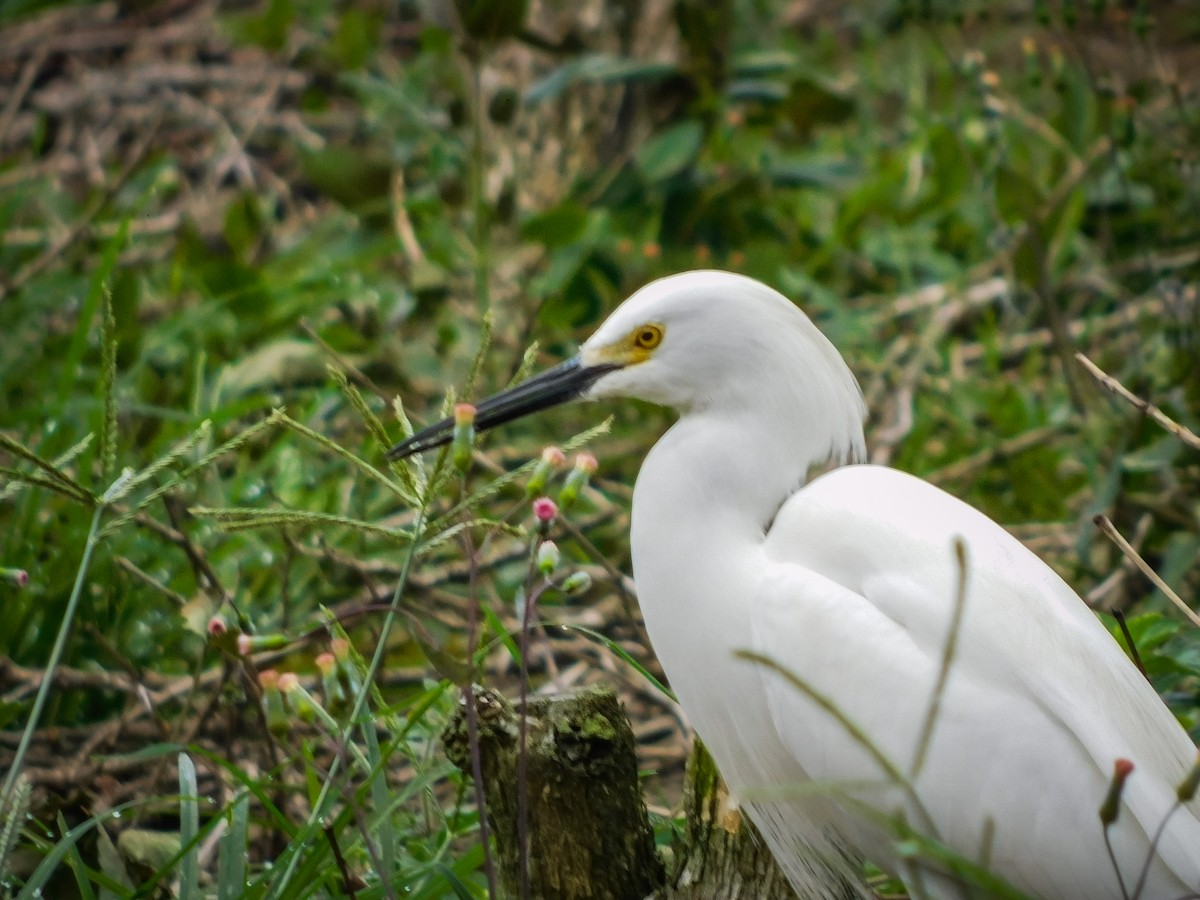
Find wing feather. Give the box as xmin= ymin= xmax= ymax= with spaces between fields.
xmin=751 ymin=464 xmax=1200 ymax=898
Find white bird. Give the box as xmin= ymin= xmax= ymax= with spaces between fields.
xmin=389 ymin=271 xmax=1200 ymax=899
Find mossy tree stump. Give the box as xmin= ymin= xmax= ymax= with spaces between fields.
xmin=442 ymin=685 xmax=800 ymax=899
xmin=442 ymin=685 xmax=665 ymax=900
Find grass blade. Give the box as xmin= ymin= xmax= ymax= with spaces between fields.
xmin=178 ymin=753 xmax=200 ymax=900
xmin=217 ymin=794 xmax=250 ymax=900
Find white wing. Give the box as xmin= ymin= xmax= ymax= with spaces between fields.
xmin=750 ymin=464 xmax=1200 ymax=900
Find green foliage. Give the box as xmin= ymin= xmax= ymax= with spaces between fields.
xmin=1 ymin=0 xmax=1197 ymax=896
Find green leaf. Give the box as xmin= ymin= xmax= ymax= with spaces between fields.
xmin=217 ymin=794 xmax=249 ymax=900
xmin=525 ymin=54 xmax=677 ymax=104
xmin=334 ymin=8 xmax=379 ymax=69
xmin=995 ymin=165 xmax=1043 ymax=223
xmin=635 ymin=121 xmax=704 ymax=182
xmin=520 ymin=203 xmax=590 ymax=248
xmin=178 ymin=753 xmax=200 ymax=900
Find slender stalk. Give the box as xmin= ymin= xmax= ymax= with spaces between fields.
xmin=1095 ymin=515 xmax=1200 ymax=628
xmin=1101 ymin=825 xmax=1132 ymax=900
xmin=462 ymin=530 xmax=499 ymax=899
xmin=911 ymin=537 xmax=969 ymax=779
xmin=468 ymin=58 xmax=489 ymax=314
xmin=1130 ymin=801 xmax=1181 ymax=900
xmin=1 ymin=503 xmax=104 ymax=805
xmin=515 ymin=537 xmax=543 ymax=900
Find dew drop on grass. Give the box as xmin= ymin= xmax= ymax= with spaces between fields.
xmin=112 ymin=810 xmax=121 ymax=819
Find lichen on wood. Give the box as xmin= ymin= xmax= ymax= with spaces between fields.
xmin=442 ymin=684 xmax=665 ymax=900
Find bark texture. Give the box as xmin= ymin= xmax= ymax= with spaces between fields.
xmin=443 ymin=684 xmax=665 ymax=900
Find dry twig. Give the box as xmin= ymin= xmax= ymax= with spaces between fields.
xmin=1076 ymin=353 xmax=1200 ymax=452
xmin=1093 ymin=515 xmax=1200 ymax=629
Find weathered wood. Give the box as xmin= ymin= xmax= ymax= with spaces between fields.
xmin=661 ymin=740 xmax=799 ymax=900
xmin=442 ymin=685 xmax=664 ymax=900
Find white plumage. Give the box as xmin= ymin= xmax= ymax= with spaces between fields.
xmin=394 ymin=270 xmax=1200 ymax=898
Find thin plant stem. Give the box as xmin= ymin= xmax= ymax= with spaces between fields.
xmin=911 ymin=537 xmax=969 ymax=779
xmin=1130 ymin=800 xmax=1181 ymax=900
xmin=1 ymin=503 xmax=103 ymax=805
xmin=1112 ymin=610 xmax=1148 ymax=680
xmin=1095 ymin=515 xmax=1200 ymax=628
xmin=462 ymin=528 xmax=499 ymax=900
xmin=1102 ymin=824 xmax=1132 ymax=900
xmin=515 ymin=537 xmax=545 ymax=900
xmin=469 ymin=57 xmax=489 ymax=315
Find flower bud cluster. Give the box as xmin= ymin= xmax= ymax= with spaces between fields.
xmin=256 ymin=639 xmax=365 ymax=735
xmin=525 ymin=448 xmax=597 ymax=512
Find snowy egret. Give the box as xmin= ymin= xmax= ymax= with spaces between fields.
xmin=389 ymin=271 xmax=1200 ymax=899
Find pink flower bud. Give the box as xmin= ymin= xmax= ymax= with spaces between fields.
xmin=277 ymin=672 xmax=300 ymax=693
xmin=1100 ymin=758 xmax=1135 ymax=826
xmin=258 ymin=669 xmax=287 ymax=734
xmin=453 ymin=403 xmax=477 ymax=426
xmin=533 ymin=496 xmax=557 ymax=523
xmin=1 ymin=567 xmax=29 ymax=587
xmin=315 ymin=652 xmax=336 ymax=674
xmin=207 ymin=616 xmax=227 ymax=637
xmin=452 ymin=405 xmax=476 ymax=473
xmin=541 ymin=446 xmax=566 ymax=467
xmin=559 ymin=455 xmax=597 ymax=510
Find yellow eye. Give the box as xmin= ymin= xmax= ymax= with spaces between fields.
xmin=633 ymin=324 xmax=664 ymax=350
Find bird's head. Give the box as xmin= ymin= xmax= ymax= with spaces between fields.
xmin=388 ymin=270 xmax=866 ymax=463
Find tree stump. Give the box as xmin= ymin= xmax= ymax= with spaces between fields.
xmin=443 ymin=685 xmax=804 ymax=899
xmin=663 ymin=740 xmax=799 ymax=899
xmin=442 ymin=684 xmax=664 ymax=900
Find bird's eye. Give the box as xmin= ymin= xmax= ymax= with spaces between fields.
xmin=633 ymin=324 xmax=664 ymax=350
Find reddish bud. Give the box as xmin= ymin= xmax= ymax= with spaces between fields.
xmin=453 ymin=403 xmax=476 ymax=426
xmin=1100 ymin=758 xmax=1135 ymax=826
xmin=277 ymin=672 xmax=300 ymax=693
xmin=533 ymin=496 xmax=557 ymax=523
xmin=1 ymin=567 xmax=29 ymax=587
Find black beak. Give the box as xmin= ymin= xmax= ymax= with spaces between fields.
xmin=386 ymin=356 xmax=621 ymax=460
